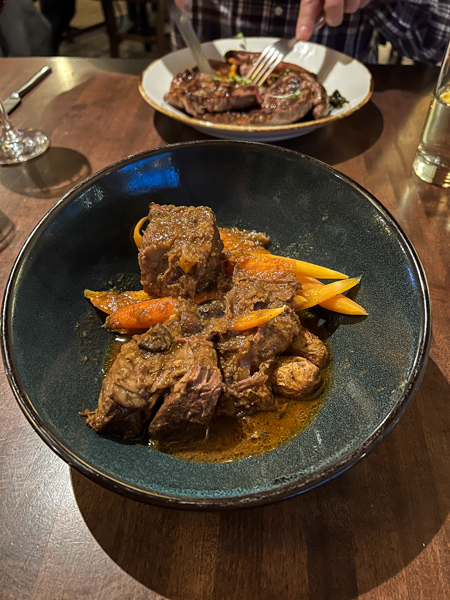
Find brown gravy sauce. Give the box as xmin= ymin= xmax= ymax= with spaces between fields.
xmin=105 ymin=328 xmax=330 ymax=464
xmin=163 ymin=386 xmax=328 ymax=463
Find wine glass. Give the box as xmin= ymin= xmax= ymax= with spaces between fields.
xmin=0 ymin=99 xmax=50 ymax=165
xmin=0 ymin=0 xmax=49 ymax=165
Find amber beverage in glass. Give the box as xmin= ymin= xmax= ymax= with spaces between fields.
xmin=413 ymin=40 xmax=450 ymax=188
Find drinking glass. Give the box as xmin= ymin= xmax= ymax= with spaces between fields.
xmin=0 ymin=100 xmax=49 ymax=165
xmin=412 ymin=40 xmax=450 ymax=188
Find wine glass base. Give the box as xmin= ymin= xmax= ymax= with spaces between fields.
xmin=0 ymin=128 xmax=49 ymax=165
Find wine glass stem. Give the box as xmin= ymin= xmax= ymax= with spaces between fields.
xmin=0 ymin=99 xmax=21 ymax=140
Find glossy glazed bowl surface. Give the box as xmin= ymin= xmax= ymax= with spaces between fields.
xmin=1 ymin=141 xmax=430 ymax=509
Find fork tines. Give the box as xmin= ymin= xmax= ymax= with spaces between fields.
xmin=246 ymin=41 xmax=288 ymax=86
xmin=247 ymin=17 xmax=325 ymax=86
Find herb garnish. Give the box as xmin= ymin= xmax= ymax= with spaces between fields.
xmin=213 ymin=74 xmax=253 ymax=85
xmin=329 ymin=90 xmax=349 ymax=109
xmin=268 ymin=89 xmax=302 ymax=100
xmin=234 ymin=32 xmax=248 ymax=50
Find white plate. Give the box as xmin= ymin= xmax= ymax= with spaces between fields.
xmin=139 ymin=37 xmax=374 ymax=142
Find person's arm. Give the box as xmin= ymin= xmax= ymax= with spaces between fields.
xmin=296 ymin=0 xmax=450 ymax=64
xmin=364 ymin=0 xmax=450 ymax=64
xmin=296 ymin=0 xmax=372 ymax=39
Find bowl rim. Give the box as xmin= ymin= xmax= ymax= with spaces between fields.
xmin=139 ymin=37 xmax=374 ymax=134
xmin=1 ymin=140 xmax=432 ymax=510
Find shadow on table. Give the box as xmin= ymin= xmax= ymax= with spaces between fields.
xmin=0 ymin=147 xmax=91 ymax=199
xmin=72 ymin=357 xmax=449 ymax=600
xmin=0 ymin=210 xmax=15 ymax=253
xmin=371 ymin=64 xmax=438 ymax=94
xmin=154 ymin=101 xmax=383 ymax=167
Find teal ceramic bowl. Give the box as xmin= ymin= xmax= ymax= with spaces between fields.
xmin=1 ymin=141 xmax=431 ymax=509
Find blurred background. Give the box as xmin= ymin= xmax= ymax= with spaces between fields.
xmin=35 ymin=0 xmax=170 ymax=59
xmin=1 ymin=0 xmax=412 ymax=63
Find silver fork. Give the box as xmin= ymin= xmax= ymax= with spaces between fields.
xmin=247 ymin=17 xmax=325 ymax=86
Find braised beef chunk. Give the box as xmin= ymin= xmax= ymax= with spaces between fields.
xmin=138 ymin=323 xmax=172 ymax=353
xmin=148 ymin=334 xmax=223 ymax=443
xmin=165 ymin=52 xmax=330 ymax=126
xmin=139 ymin=203 xmax=223 ymax=298
xmin=148 ymin=363 xmax=224 ymax=443
xmin=231 ymin=267 xmax=302 ymax=307
xmin=216 ymin=278 xmax=301 ymax=416
xmin=215 ymin=307 xmax=300 ymax=416
xmin=216 ymin=369 xmax=276 ymax=417
xmin=86 ymin=328 xmax=219 ymax=438
xmin=85 ymin=336 xmax=162 ymax=437
xmin=197 ymin=299 xmax=233 ymax=338
xmin=86 ymin=203 xmax=330 ymax=446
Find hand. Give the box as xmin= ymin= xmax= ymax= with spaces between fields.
xmin=296 ymin=0 xmax=372 ymax=40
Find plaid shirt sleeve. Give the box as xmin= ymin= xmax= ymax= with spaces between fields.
xmin=172 ymin=0 xmax=450 ymax=64
xmin=364 ymin=0 xmax=450 ymax=64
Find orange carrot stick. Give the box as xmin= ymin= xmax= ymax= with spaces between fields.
xmin=275 ymin=255 xmax=348 ymax=280
xmin=230 ymin=306 xmax=285 ymax=331
xmin=320 ymin=295 xmax=367 ymax=315
xmin=133 ymin=216 xmax=148 ymax=249
xmin=299 ymin=277 xmax=362 ymax=310
xmin=294 ymin=276 xmax=367 ymax=315
xmin=235 ymin=256 xmax=297 ymax=282
xmin=219 ymin=228 xmax=270 ymax=255
xmin=233 ymin=253 xmax=347 ymax=281
xmin=104 ymin=297 xmax=178 ymax=331
xmin=84 ymin=289 xmax=150 ymax=314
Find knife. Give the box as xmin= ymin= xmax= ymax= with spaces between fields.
xmin=169 ymin=2 xmax=215 ymax=77
xmin=3 ymin=66 xmax=52 ymax=114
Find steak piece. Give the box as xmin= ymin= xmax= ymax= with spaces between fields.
xmin=164 ymin=68 xmax=197 ymax=109
xmin=203 ymin=74 xmax=319 ymax=126
xmin=260 ymin=74 xmax=315 ymax=123
xmin=138 ymin=203 xmax=223 ymax=299
xmin=148 ymin=363 xmax=224 ymax=443
xmin=225 ymin=50 xmax=329 ymax=118
xmin=224 ymin=50 xmax=318 ymax=81
xmin=165 ymin=53 xmax=329 ymax=126
xmin=164 ymin=69 xmax=262 ymax=117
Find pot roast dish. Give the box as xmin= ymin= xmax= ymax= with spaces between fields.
xmin=83 ymin=203 xmax=366 ymax=462
xmin=164 ymin=50 xmax=347 ymax=126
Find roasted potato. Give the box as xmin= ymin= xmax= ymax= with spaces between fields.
xmin=270 ymin=356 xmax=321 ymax=398
xmin=289 ymin=325 xmax=329 ymax=369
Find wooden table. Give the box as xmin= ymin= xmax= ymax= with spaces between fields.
xmin=1 ymin=58 xmax=448 ymax=600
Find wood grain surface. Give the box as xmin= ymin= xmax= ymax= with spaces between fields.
xmin=0 ymin=58 xmax=448 ymax=600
